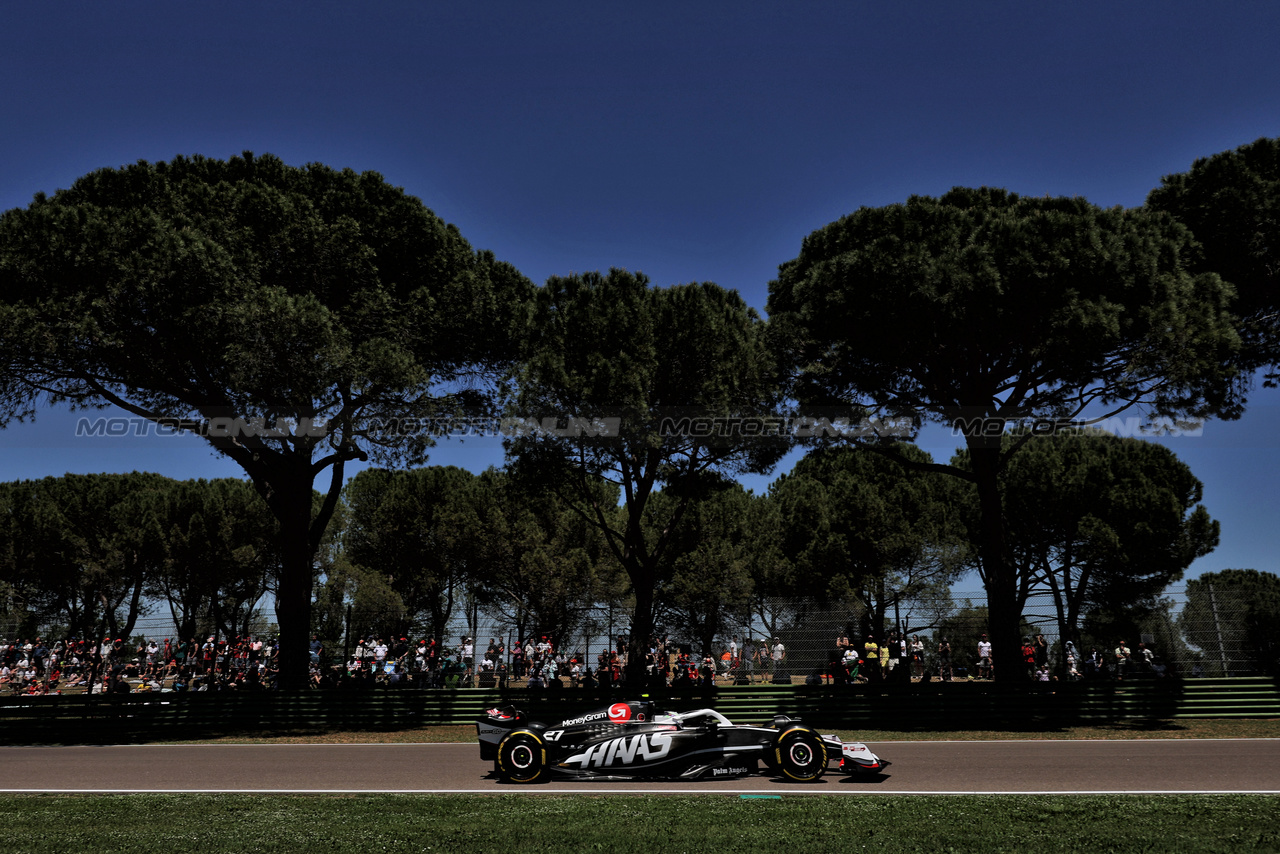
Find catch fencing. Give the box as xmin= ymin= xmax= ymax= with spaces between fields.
xmin=4 ymin=583 xmax=1267 ymax=682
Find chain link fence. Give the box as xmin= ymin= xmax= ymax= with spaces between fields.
xmin=2 ymin=583 xmax=1270 ymax=684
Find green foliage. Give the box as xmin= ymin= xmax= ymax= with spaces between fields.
xmin=0 ymin=473 xmax=282 ymax=643
xmin=768 ymin=444 xmax=970 ymax=608
xmin=0 ymin=472 xmax=171 ymax=640
xmin=769 ymin=186 xmax=1243 ymax=426
xmin=341 ymin=464 xmax=622 ymax=649
xmin=155 ymin=477 xmax=281 ymax=641
xmin=1182 ymin=569 xmax=1280 ymax=676
xmin=654 ymin=484 xmax=758 ymax=655
xmin=343 ymin=466 xmax=481 ymax=640
xmin=0 ymin=153 xmax=531 ymax=450
xmin=1148 ymin=136 xmax=1280 ymax=383
xmin=0 ymin=152 xmax=534 ymax=684
xmin=312 ymin=556 xmax=407 ymax=647
xmin=507 ymin=269 xmax=786 ymax=677
xmin=768 ymin=186 xmax=1244 ymax=680
xmin=464 ymin=467 xmax=624 ymax=648
xmin=954 ymin=429 xmax=1218 ymax=648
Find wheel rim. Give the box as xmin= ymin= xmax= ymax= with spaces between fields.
xmin=509 ymin=743 xmax=534 ymax=770
xmin=788 ymin=742 xmax=813 ymax=767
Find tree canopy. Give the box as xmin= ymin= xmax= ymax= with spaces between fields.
xmin=343 ymin=465 xmax=485 ymax=642
xmin=767 ymin=187 xmax=1242 ymax=679
xmin=958 ymin=429 xmax=1218 ymax=662
xmin=768 ymin=443 xmax=969 ymax=636
xmin=653 ymin=484 xmax=759 ymax=659
xmin=464 ymin=467 xmax=624 ymax=651
xmin=0 ymin=153 xmax=533 ymax=685
xmin=0 ymin=473 xmax=278 ymax=644
xmin=506 ymin=269 xmax=787 ymax=681
xmin=1182 ymin=569 xmax=1280 ymax=676
xmin=0 ymin=472 xmax=169 ymax=641
xmin=1147 ymin=136 xmax=1280 ymax=384
xmin=155 ymin=476 xmax=281 ymax=643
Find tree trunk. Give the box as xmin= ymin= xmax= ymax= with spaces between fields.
xmin=271 ymin=471 xmax=317 ymax=690
xmin=626 ymin=562 xmax=656 ymax=686
xmin=968 ymin=437 xmax=1024 ymax=682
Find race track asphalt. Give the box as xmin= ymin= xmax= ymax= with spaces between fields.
xmin=3 ymin=739 xmax=1279 ymax=794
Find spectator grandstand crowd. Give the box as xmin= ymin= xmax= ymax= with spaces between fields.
xmin=1 ymin=626 xmax=1166 ymax=696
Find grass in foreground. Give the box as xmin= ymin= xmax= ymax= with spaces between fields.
xmin=169 ymin=716 xmax=1280 ymax=744
xmin=0 ymin=794 xmax=1277 ymax=854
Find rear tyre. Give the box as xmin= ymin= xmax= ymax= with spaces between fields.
xmin=773 ymin=727 xmax=827 ymax=782
xmin=497 ymin=730 xmax=547 ymax=783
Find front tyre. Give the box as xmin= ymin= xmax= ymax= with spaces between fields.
xmin=497 ymin=730 xmax=547 ymax=783
xmin=773 ymin=727 xmax=827 ymax=782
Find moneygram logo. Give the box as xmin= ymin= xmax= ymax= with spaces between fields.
xmin=557 ymin=710 xmax=610 ymax=728
xmin=608 ymin=702 xmax=632 ymax=723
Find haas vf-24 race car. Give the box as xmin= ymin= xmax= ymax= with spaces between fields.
xmin=477 ymin=699 xmax=889 ymax=783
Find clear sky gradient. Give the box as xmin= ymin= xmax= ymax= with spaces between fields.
xmin=1 ymin=3 xmax=1277 ymax=581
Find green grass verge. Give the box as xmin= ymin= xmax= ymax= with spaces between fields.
xmin=0 ymin=794 xmax=1277 ymax=853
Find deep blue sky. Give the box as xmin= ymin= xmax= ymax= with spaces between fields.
xmin=1 ymin=3 xmax=1278 ymax=581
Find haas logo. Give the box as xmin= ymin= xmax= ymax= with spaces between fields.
xmin=608 ymin=702 xmax=632 ymax=723
xmin=565 ymin=732 xmax=672 ymax=768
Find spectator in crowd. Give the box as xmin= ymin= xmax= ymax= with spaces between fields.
xmin=843 ymin=646 xmax=862 ymax=683
xmin=461 ymin=636 xmax=474 ymax=673
xmin=700 ymin=655 xmax=716 ymax=686
xmin=885 ymin=632 xmax=904 ymax=682
xmin=937 ymin=637 xmax=953 ymax=682
xmin=511 ymin=640 xmax=524 ymax=679
xmin=1033 ymin=634 xmax=1049 ymax=670
xmin=1114 ymin=640 xmax=1131 ymax=680
xmin=1021 ymin=637 xmax=1037 ymax=678
xmin=391 ymin=637 xmax=410 ymax=666
xmin=910 ymin=635 xmax=925 ymax=680
xmin=827 ymin=643 xmax=847 ymax=685
xmin=1084 ymin=646 xmax=1104 ymax=679
xmin=977 ymin=633 xmax=993 ymax=679
xmin=1035 ymin=662 xmax=1052 ymax=691
xmin=1064 ymin=641 xmax=1081 ymax=680
xmin=863 ymin=635 xmax=880 ymax=684
xmin=1136 ymin=641 xmax=1155 ymax=675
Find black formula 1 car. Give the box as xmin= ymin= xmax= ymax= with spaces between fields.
xmin=476 ymin=699 xmax=889 ymax=783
